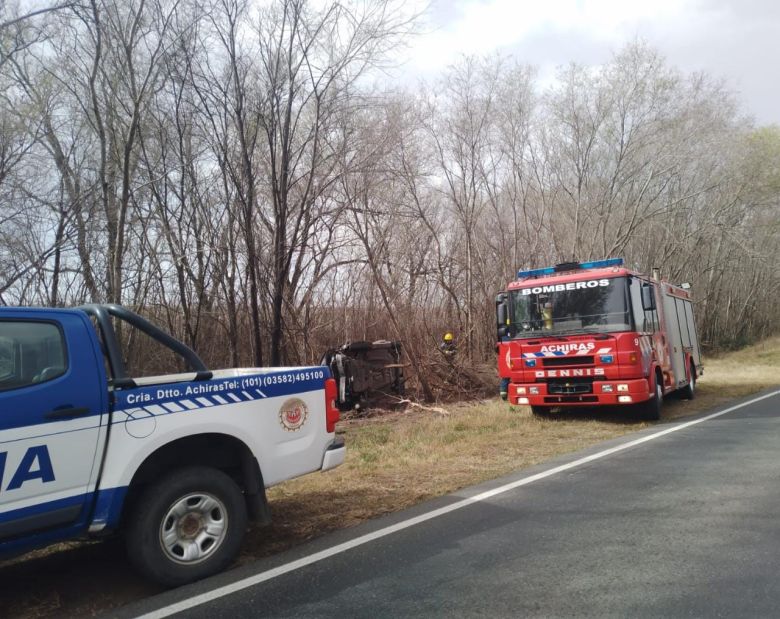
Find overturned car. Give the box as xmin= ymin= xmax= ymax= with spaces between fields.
xmin=321 ymin=340 xmax=405 ymax=411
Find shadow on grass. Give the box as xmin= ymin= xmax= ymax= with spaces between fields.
xmin=532 ymin=382 xmax=777 ymax=425
xmin=530 ymin=405 xmax=647 ymax=425
xmin=0 ymin=537 xmax=163 ymax=618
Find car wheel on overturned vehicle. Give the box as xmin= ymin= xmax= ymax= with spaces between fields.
xmin=126 ymin=466 xmax=248 ymax=587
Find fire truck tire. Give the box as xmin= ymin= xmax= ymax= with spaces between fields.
xmin=640 ymin=375 xmax=663 ymax=421
xmin=125 ymin=466 xmax=248 ymax=587
xmin=680 ymin=363 xmax=696 ymax=400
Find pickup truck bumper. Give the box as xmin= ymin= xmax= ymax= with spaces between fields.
xmin=321 ymin=437 xmax=346 ymax=471
xmin=508 ymin=378 xmax=652 ymax=407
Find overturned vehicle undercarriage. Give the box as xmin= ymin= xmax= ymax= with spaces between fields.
xmin=321 ymin=340 xmax=405 ymax=411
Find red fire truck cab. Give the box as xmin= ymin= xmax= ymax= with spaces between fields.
xmin=496 ymin=259 xmax=703 ymax=420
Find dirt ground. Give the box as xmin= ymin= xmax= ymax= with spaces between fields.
xmin=2 ymin=338 xmax=778 ymax=618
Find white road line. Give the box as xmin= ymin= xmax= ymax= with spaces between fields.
xmin=136 ymin=389 xmax=780 ymax=619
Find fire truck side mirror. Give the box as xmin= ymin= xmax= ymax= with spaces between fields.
xmin=496 ymin=293 xmax=509 ymax=338
xmin=641 ymin=283 xmax=656 ymax=311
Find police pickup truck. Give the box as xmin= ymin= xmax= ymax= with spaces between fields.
xmin=0 ymin=304 xmax=345 ymax=585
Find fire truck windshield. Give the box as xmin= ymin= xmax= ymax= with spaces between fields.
xmin=509 ymin=276 xmax=631 ymax=337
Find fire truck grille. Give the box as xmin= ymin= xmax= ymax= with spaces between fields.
xmin=544 ymin=395 xmax=599 ymax=404
xmin=547 ymin=379 xmax=593 ymax=394
xmin=542 ymin=356 xmax=594 ymax=367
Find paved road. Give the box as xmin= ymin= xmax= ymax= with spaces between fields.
xmin=120 ymin=389 xmax=780 ymax=619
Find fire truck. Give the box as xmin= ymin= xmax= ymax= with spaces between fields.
xmin=495 ymin=258 xmax=703 ymax=420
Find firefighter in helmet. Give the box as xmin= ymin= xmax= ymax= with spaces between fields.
xmin=440 ymin=332 xmax=457 ymax=357
xmin=541 ymin=297 xmax=554 ymax=330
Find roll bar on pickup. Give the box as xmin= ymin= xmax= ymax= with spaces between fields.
xmin=77 ymin=304 xmax=212 ymax=389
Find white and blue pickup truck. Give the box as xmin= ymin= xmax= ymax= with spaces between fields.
xmin=0 ymin=304 xmax=345 ymax=585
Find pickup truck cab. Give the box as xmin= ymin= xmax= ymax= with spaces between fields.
xmin=0 ymin=304 xmax=344 ymax=585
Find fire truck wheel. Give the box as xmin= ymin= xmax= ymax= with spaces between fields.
xmin=680 ymin=363 xmax=696 ymax=400
xmin=640 ymin=377 xmax=663 ymax=421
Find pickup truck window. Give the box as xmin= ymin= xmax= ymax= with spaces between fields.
xmin=0 ymin=322 xmax=67 ymax=392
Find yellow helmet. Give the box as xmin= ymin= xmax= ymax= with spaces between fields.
xmin=443 ymin=332 xmax=454 ymax=342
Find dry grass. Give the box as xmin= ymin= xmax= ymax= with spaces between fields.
xmin=664 ymin=336 xmax=780 ymax=420
xmin=2 ymin=338 xmax=778 ymax=618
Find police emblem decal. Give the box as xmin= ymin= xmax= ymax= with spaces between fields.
xmin=279 ymin=398 xmax=308 ymax=432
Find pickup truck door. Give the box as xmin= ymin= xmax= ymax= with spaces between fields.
xmin=0 ymin=311 xmax=107 ymax=543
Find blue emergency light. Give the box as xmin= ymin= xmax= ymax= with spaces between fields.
xmin=515 ymin=266 xmax=556 ymax=278
xmin=578 ymin=258 xmax=624 ymax=270
xmin=517 ymin=258 xmax=623 ymax=279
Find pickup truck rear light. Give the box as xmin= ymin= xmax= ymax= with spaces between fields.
xmin=324 ymin=378 xmax=340 ymax=433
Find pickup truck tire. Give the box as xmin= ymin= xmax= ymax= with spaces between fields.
xmin=125 ymin=466 xmax=248 ymax=587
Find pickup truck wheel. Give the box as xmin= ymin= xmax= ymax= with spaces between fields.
xmin=126 ymin=466 xmax=247 ymax=587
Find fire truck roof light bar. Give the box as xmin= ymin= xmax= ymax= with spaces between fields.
xmin=517 ymin=258 xmax=624 ymax=279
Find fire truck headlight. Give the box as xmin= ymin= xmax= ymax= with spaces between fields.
xmin=617 ymin=384 xmax=629 ymax=392
xmin=600 ymin=355 xmax=613 ymax=363
xmin=602 ymin=384 xmax=614 ymax=393
xmin=529 ymin=386 xmax=539 ymax=395
xmin=518 ymin=397 xmax=530 ymax=405
xmin=618 ymin=395 xmax=633 ymax=403
xmin=517 ymin=387 xmax=526 ymax=395
xmin=525 ymin=359 xmax=536 ymax=367
xmin=628 ymin=352 xmax=638 ymax=363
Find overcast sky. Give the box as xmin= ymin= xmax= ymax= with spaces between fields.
xmin=394 ymin=0 xmax=780 ymax=126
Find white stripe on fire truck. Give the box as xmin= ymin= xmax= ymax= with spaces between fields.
xmin=523 ymin=348 xmax=612 ymax=358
